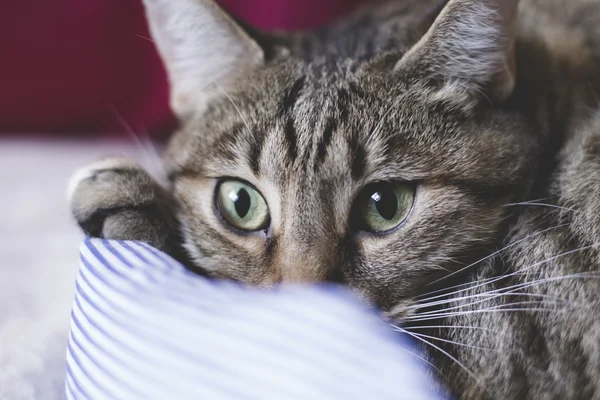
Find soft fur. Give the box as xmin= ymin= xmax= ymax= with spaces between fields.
xmin=69 ymin=0 xmax=600 ymax=398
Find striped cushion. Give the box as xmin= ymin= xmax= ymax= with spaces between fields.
xmin=66 ymin=239 xmax=444 ymax=399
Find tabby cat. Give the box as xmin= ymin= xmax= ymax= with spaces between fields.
xmin=69 ymin=0 xmax=600 ymax=398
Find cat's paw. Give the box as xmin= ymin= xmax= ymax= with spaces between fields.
xmin=67 ymin=158 xmax=140 ymax=204
xmin=68 ymin=157 xmax=179 ymax=251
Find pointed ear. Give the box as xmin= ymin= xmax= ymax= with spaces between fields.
xmin=396 ymin=0 xmax=519 ymax=107
xmin=142 ymin=0 xmax=264 ymax=116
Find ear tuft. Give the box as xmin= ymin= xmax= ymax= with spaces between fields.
xmin=397 ymin=0 xmax=519 ymax=107
xmin=142 ymin=0 xmax=264 ymax=116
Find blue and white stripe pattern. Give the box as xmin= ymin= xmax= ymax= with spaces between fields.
xmin=66 ymin=239 xmax=443 ymax=400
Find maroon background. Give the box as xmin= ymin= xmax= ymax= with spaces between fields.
xmin=0 ymin=0 xmax=369 ymax=137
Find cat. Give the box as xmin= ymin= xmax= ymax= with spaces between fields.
xmin=69 ymin=0 xmax=600 ymax=398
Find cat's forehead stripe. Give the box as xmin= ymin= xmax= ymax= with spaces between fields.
xmin=280 ymin=76 xmax=307 ymax=117
xmin=283 ymin=117 xmax=299 ymax=164
xmin=248 ymin=130 xmax=265 ymax=175
xmin=281 ymin=78 xmax=368 ymax=176
xmin=314 ymin=117 xmax=336 ymax=169
xmin=349 ymin=133 xmax=367 ymax=180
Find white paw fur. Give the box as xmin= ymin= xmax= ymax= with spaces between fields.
xmin=66 ymin=158 xmax=138 ymax=204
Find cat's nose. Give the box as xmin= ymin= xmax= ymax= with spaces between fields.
xmin=268 ymin=246 xmax=341 ymax=284
xmin=269 ymin=258 xmax=326 ymax=284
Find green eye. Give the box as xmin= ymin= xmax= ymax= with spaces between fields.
xmin=357 ymin=183 xmax=414 ymax=233
xmin=216 ymin=180 xmax=270 ymax=231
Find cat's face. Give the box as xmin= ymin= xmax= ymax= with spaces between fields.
xmin=147 ymin=0 xmax=537 ymax=311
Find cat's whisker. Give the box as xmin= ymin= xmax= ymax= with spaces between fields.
xmin=133 ymin=33 xmax=156 ymax=43
xmin=503 ymin=202 xmax=583 ymax=214
xmin=416 ymin=276 xmax=531 ymax=308
xmin=503 ymin=197 xmax=555 ymax=205
xmin=412 ymin=297 xmax=556 ymax=319
xmin=408 ymin=300 xmax=555 ymax=319
xmin=492 ymin=300 xmax=564 ymax=309
xmin=398 ymin=347 xmax=445 ymax=377
xmin=402 ymin=325 xmax=496 ymax=333
xmin=212 ymin=80 xmax=252 ymax=134
xmin=392 ymin=325 xmax=477 ymax=380
xmin=414 ymin=273 xmax=597 ymax=318
xmin=427 ymin=223 xmax=570 ymax=287
xmin=406 ymin=307 xmax=559 ymax=323
xmin=109 ymin=106 xmax=167 ymax=184
xmin=137 ymin=129 xmax=168 ymax=185
xmin=410 ymin=291 xmax=565 ymax=315
xmin=412 ymin=291 xmax=533 ymax=311
xmin=486 ymin=274 xmax=600 ymax=306
xmin=408 ymin=295 xmax=573 ymax=321
xmin=518 ymin=245 xmax=597 ymax=273
xmin=415 ymin=276 xmax=500 ymax=303
xmin=408 ymin=331 xmax=498 ymax=352
xmin=417 ymin=246 xmax=598 ymax=308
xmin=429 ymin=263 xmax=453 ymax=273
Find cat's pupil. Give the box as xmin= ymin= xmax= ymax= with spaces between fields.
xmin=372 ymin=189 xmax=398 ymax=220
xmin=234 ymin=188 xmax=251 ymax=218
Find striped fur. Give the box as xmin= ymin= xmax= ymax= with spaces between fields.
xmin=69 ymin=0 xmax=600 ymax=398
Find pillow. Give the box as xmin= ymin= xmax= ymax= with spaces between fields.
xmin=66 ymin=239 xmax=445 ymax=399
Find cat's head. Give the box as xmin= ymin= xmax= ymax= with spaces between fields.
xmin=144 ymin=0 xmax=537 ymax=311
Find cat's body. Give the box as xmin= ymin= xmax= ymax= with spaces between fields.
xmin=69 ymin=0 xmax=600 ymax=398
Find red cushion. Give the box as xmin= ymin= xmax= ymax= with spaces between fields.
xmin=0 ymin=0 xmax=368 ymax=137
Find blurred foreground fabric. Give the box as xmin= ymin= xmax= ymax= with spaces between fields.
xmin=1 ymin=0 xmax=371 ymax=136
xmin=67 ymin=238 xmax=444 ymax=399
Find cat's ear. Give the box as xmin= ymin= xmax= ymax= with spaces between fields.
xmin=142 ymin=0 xmax=264 ymax=116
xmin=396 ymin=0 xmax=519 ymax=107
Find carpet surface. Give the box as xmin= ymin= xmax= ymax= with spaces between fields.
xmin=0 ymin=139 xmax=143 ymax=400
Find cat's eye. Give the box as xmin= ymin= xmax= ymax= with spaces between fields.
xmin=354 ymin=182 xmax=415 ymax=233
xmin=216 ymin=180 xmax=270 ymax=232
